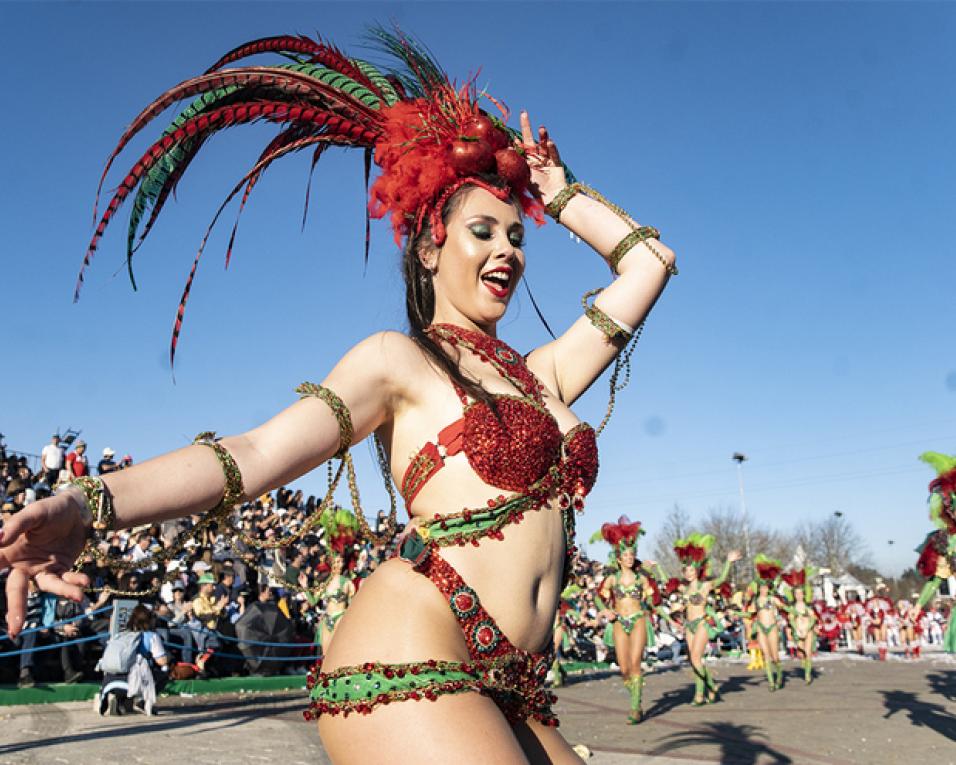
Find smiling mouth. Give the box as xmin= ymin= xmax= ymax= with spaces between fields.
xmin=481 ymin=269 xmax=513 ymax=298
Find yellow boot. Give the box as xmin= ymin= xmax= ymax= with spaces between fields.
xmin=747 ymin=647 xmax=765 ymax=671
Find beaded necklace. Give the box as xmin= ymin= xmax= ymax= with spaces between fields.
xmin=426 ymin=323 xmax=544 ymax=403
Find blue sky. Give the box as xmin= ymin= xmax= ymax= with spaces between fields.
xmin=2 ymin=2 xmax=954 ymax=575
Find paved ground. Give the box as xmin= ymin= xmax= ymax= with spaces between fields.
xmin=0 ymin=653 xmax=953 ymax=764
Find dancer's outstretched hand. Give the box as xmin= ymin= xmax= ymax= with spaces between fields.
xmin=0 ymin=493 xmax=90 ymax=637
xmin=727 ymin=550 xmax=743 ymax=563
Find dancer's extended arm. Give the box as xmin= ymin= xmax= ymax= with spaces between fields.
xmin=0 ymin=331 xmax=405 ymax=635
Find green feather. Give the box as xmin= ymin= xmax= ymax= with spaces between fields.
xmin=350 ymin=58 xmax=399 ymax=106
xmin=126 ymin=85 xmax=242 ymax=283
xmin=278 ymin=63 xmax=382 ymax=109
xmin=920 ymin=451 xmax=956 ymax=476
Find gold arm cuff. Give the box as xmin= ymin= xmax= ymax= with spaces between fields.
xmin=607 ymin=227 xmax=662 ymax=274
xmin=295 ymin=382 xmax=354 ymax=458
xmin=193 ymin=432 xmax=245 ymax=518
xmin=68 ymin=476 xmax=115 ymax=533
xmin=582 ymin=289 xmax=633 ymax=344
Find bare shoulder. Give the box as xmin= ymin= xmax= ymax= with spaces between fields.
xmin=331 ymin=331 xmax=424 ymax=388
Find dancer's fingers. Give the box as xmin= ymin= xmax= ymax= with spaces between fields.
xmin=62 ymin=570 xmax=92 ymax=589
xmin=0 ymin=504 xmax=42 ymax=548
xmin=4 ymin=568 xmax=30 ymax=638
xmin=519 ymin=111 xmax=535 ymax=146
xmin=34 ymin=570 xmax=87 ymax=602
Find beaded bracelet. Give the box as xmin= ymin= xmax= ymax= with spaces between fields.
xmin=544 ymin=184 xmax=581 ymax=220
xmin=193 ymin=432 xmax=245 ymax=518
xmin=295 ymin=382 xmax=354 ymax=458
xmin=68 ymin=475 xmax=115 ymax=533
xmin=582 ymin=289 xmax=634 ymax=344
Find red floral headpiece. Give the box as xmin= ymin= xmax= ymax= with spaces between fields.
xmin=755 ymin=562 xmax=782 ymax=583
xmin=663 ymin=577 xmax=682 ymax=597
xmin=600 ymin=515 xmax=644 ymax=552
xmin=781 ymin=569 xmax=805 ymax=589
xmin=76 ymin=27 xmax=550 ymax=365
xmin=928 ymin=466 xmax=956 ymax=535
xmin=916 ymin=530 xmax=947 ymax=578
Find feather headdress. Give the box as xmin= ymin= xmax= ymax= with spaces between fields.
xmin=592 ymin=515 xmax=644 ymax=552
xmin=673 ymin=532 xmax=715 ymax=574
xmin=78 ymin=27 xmax=557 ymax=365
xmin=318 ymin=506 xmax=360 ymax=556
xmin=753 ymin=553 xmax=782 ymax=584
xmin=781 ymin=566 xmax=815 ymax=602
xmin=920 ymin=451 xmax=956 ymax=536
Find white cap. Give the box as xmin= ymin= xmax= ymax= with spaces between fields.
xmin=103 ymin=447 xmax=115 ymax=457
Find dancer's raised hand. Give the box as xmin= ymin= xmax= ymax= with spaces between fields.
xmin=0 ymin=492 xmax=90 ymax=637
xmin=518 ymin=110 xmax=567 ymax=202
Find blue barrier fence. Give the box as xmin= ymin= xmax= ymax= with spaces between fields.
xmin=0 ymin=633 xmax=108 ymax=658
xmin=0 ymin=605 xmax=114 ymax=642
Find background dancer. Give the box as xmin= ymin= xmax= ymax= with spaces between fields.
xmin=916 ymin=451 xmax=956 ymax=654
xmin=670 ymin=534 xmax=740 ymax=706
xmin=303 ymin=508 xmax=359 ymax=655
xmin=594 ymin=516 xmax=660 ymax=724
xmin=781 ymin=567 xmax=817 ymax=684
xmin=896 ymin=599 xmax=920 ymax=659
xmin=747 ymin=555 xmax=785 ymax=692
xmin=865 ymin=591 xmax=894 ymax=661
xmin=0 ymin=27 xmax=675 ymax=764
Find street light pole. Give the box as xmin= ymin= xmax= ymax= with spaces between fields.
xmin=733 ymin=452 xmax=751 ymax=576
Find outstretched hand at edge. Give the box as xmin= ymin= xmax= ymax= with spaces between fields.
xmin=0 ymin=493 xmax=91 ymax=637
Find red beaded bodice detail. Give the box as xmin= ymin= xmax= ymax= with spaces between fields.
xmin=400 ymin=324 xmax=598 ymax=507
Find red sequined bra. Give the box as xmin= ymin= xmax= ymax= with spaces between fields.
xmin=400 ymin=324 xmax=599 ymax=510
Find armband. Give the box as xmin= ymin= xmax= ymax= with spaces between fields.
xmin=296 ymin=382 xmax=354 ymax=458
xmin=193 ymin=432 xmax=245 ymax=518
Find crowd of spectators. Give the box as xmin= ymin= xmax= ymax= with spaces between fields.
xmin=1 ymin=432 xmax=952 ymax=691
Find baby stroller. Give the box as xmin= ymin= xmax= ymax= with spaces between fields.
xmin=95 ymin=630 xmax=169 ymax=716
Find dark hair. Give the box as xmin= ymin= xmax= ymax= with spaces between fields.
xmin=126 ymin=604 xmax=154 ymax=632
xmin=402 ymin=177 xmax=521 ymax=408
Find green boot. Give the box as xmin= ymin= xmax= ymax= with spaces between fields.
xmin=625 ymin=675 xmax=644 ymax=723
xmin=691 ymin=667 xmax=706 ymax=705
xmin=703 ymin=666 xmax=720 ymax=703
xmin=804 ymin=659 xmax=812 ymax=685
xmin=765 ymin=660 xmax=776 ymax=691
xmin=775 ymin=661 xmax=784 ymax=689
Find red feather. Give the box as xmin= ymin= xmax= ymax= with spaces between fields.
xmin=205 ymin=35 xmax=323 ymax=74
xmin=79 ymin=101 xmax=379 ymax=302
xmin=92 ymin=67 xmax=381 ymax=225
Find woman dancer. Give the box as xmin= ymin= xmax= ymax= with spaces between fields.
xmin=305 ymin=553 xmax=356 ymax=656
xmin=304 ymin=507 xmax=359 ymax=655
xmin=671 ymin=535 xmax=741 ymax=706
xmin=0 ymin=29 xmax=675 ymax=763
xmin=865 ymin=591 xmax=893 ymax=661
xmin=916 ymin=451 xmax=956 ymax=654
xmin=842 ymin=596 xmax=867 ymax=654
xmin=747 ymin=555 xmax=785 ymax=691
xmin=594 ymin=516 xmax=659 ymax=724
xmin=897 ymin=599 xmax=919 ymax=659
xmin=781 ymin=567 xmax=817 ymax=684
